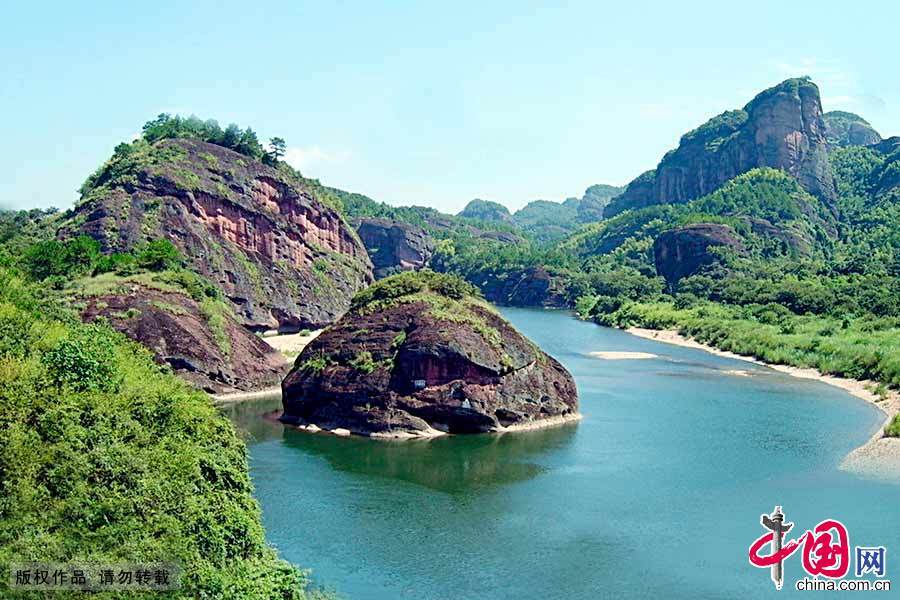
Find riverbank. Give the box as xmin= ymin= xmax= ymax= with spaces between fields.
xmin=625 ymin=327 xmax=900 ymax=479
xmin=211 ymin=330 xmax=322 ymax=405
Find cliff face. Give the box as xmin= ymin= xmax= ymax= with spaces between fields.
xmin=68 ymin=139 xmax=373 ymax=330
xmin=478 ymin=266 xmax=569 ymax=308
xmin=281 ymin=272 xmax=578 ymax=436
xmin=653 ymin=223 xmax=744 ymax=288
xmin=606 ymin=78 xmax=837 ymax=217
xmin=355 ymin=217 xmax=434 ymax=279
xmin=80 ymin=285 xmax=285 ymax=393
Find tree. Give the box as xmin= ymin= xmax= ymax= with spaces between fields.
xmin=236 ymin=128 xmax=262 ymax=159
xmin=221 ymin=123 xmax=242 ymax=148
xmin=136 ymin=239 xmax=182 ymax=271
xmin=268 ymin=137 xmax=286 ymax=163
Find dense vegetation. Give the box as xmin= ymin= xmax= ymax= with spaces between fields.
xmin=0 ymin=200 xmax=328 ymax=598
xmin=0 ymin=263 xmax=326 ymax=598
xmin=140 ymin=114 xmax=271 ymax=162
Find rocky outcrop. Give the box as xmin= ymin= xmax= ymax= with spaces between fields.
xmin=824 ymin=111 xmax=882 ymax=148
xmin=80 ymin=285 xmax=285 ymax=393
xmin=478 ymin=266 xmax=569 ymax=307
xmin=281 ymin=272 xmax=578 ymax=436
xmin=67 ymin=138 xmax=373 ymax=331
xmin=743 ymin=217 xmax=810 ymax=255
xmin=606 ymin=78 xmax=837 ymax=217
xmin=653 ymin=223 xmax=745 ymax=288
xmin=355 ymin=217 xmax=434 ymax=278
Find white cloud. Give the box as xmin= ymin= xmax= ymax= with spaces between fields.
xmin=283 ymin=146 xmax=352 ymax=172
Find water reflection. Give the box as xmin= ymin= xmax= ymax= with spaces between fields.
xmin=222 ymin=393 xmax=579 ymax=493
xmin=279 ymin=422 xmax=579 ymax=493
xmin=218 ymin=394 xmax=283 ymax=443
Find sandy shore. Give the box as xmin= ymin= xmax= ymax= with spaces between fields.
xmin=626 ymin=327 xmax=900 ymax=479
xmin=212 ymin=386 xmax=282 ymax=405
xmin=263 ymin=329 xmax=322 ymax=362
xmin=276 ymin=412 xmax=582 ymax=440
xmin=493 ymin=412 xmax=583 ymax=433
xmin=211 ymin=330 xmax=322 ymax=404
xmin=588 ymin=351 xmax=658 ymax=360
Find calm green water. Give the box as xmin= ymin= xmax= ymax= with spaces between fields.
xmin=225 ymin=308 xmax=899 ymax=599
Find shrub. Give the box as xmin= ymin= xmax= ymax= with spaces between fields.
xmin=136 ymin=239 xmax=183 ymax=271
xmin=23 ymin=235 xmax=101 ymax=280
xmin=886 ymin=414 xmax=900 ymax=438
xmin=40 ymin=325 xmax=120 ymax=393
xmin=351 ymin=270 xmax=479 ymax=309
xmin=349 ymin=350 xmax=378 ymax=374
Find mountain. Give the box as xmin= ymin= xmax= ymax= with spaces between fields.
xmin=824 ymin=110 xmax=882 ymax=148
xmin=563 ymin=184 xmax=625 ymax=221
xmin=281 ymin=271 xmax=578 ymax=436
xmin=67 ymin=137 xmax=373 ymax=331
xmin=458 ymin=198 xmax=513 ymax=222
xmin=605 ymin=77 xmax=836 ymax=217
xmin=511 ymin=200 xmax=577 ymax=242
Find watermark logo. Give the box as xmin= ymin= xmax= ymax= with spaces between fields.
xmin=748 ymin=506 xmax=890 ymax=592
xmin=9 ymin=562 xmax=180 ymax=592
xmin=857 ymin=547 xmax=887 ymax=578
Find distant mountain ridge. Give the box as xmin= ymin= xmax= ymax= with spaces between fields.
xmin=823 ymin=110 xmax=882 ymax=148
xmin=455 ymin=184 xmax=624 ymax=243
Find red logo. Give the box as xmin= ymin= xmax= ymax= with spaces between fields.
xmin=748 ymin=506 xmax=850 ymax=589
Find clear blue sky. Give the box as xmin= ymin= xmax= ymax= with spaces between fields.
xmin=1 ymin=0 xmax=896 ymax=214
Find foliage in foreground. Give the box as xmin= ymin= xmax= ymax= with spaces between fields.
xmin=0 ymin=268 xmax=326 ymax=599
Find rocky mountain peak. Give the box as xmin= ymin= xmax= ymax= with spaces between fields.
xmin=67 ymin=137 xmax=373 ymax=331
xmin=605 ymin=77 xmax=837 ymax=217
xmin=458 ymin=198 xmax=513 ymax=222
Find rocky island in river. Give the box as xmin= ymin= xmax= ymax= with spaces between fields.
xmin=281 ymin=271 xmax=579 ymax=437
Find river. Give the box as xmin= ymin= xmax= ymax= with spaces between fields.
xmin=223 ymin=308 xmax=899 ymax=599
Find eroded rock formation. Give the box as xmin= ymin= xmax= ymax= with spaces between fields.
xmin=355 ymin=217 xmax=434 ymax=278
xmin=281 ymin=272 xmax=578 ymax=436
xmin=80 ymin=285 xmax=285 ymax=393
xmin=824 ymin=111 xmax=882 ymax=148
xmin=478 ymin=266 xmax=569 ymax=308
xmin=68 ymin=138 xmax=373 ymax=330
xmin=606 ymin=78 xmax=837 ymax=217
xmin=653 ymin=223 xmax=745 ymax=288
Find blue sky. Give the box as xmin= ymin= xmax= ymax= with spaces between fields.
xmin=1 ymin=0 xmax=896 ymax=214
